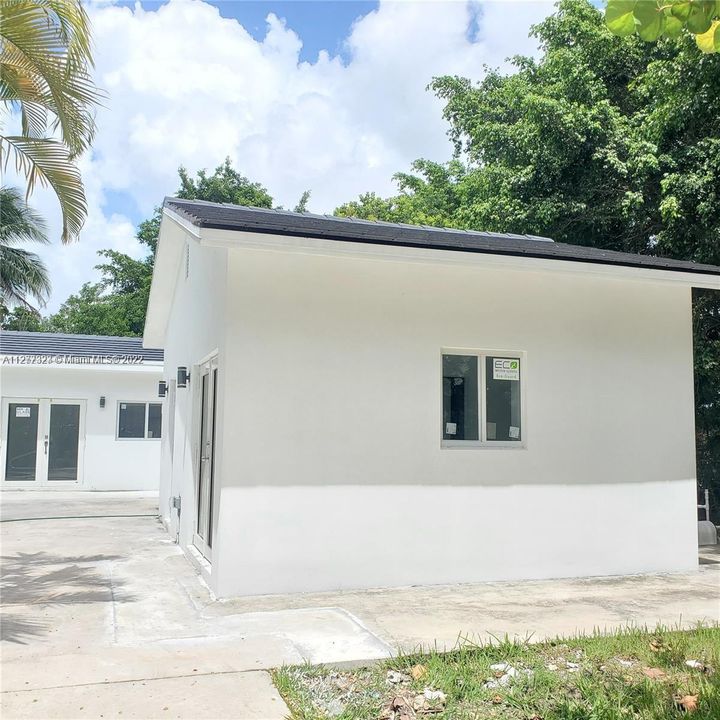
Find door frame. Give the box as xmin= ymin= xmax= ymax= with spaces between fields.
xmin=192 ymin=355 xmax=218 ymax=561
xmin=1 ymin=397 xmax=86 ymax=488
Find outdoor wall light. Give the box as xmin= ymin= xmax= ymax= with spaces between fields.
xmin=99 ymin=396 xmax=106 ymax=408
xmin=177 ymin=366 xmax=190 ymax=388
xmin=158 ymin=380 xmax=167 ymax=398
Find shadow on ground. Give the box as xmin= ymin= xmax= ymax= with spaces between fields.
xmin=0 ymin=613 xmax=49 ymax=644
xmin=698 ymin=545 xmax=720 ymax=565
xmin=1 ymin=552 xmax=135 ymax=638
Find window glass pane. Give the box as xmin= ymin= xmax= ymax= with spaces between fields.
xmin=48 ymin=404 xmax=80 ymax=481
xmin=6 ymin=403 xmax=39 ymax=481
xmin=486 ymin=357 xmax=521 ymax=441
xmin=442 ymin=355 xmax=479 ymax=440
xmin=118 ymin=403 xmax=146 ymax=438
xmin=147 ymin=403 xmax=162 ymax=439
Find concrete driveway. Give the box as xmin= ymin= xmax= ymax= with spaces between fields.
xmin=1 ymin=492 xmax=719 ymax=720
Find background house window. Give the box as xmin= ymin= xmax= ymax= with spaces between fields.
xmin=442 ymin=352 xmax=523 ymax=445
xmin=147 ymin=403 xmax=162 ymax=439
xmin=118 ymin=402 xmax=162 ymax=439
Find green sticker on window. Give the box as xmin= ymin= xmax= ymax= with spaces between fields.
xmin=492 ymin=358 xmax=520 ymax=381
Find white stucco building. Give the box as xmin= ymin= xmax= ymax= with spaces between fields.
xmin=145 ymin=198 xmax=720 ymax=598
xmin=1 ymin=331 xmax=163 ymax=490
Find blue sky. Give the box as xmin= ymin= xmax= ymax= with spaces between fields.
xmin=22 ymin=0 xmax=556 ymax=310
xmin=212 ymin=1 xmax=378 ymax=62
xmin=118 ymin=1 xmax=379 ymax=63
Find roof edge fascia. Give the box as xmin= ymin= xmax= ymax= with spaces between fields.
xmin=143 ymin=209 xmax=194 ymax=348
xmin=196 ymin=226 xmax=720 ymax=290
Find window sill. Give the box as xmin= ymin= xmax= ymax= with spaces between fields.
xmin=115 ymin=437 xmax=162 ymax=441
xmin=441 ymin=441 xmax=526 ymax=450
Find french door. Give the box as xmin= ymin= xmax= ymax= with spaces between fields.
xmin=194 ymin=358 xmax=217 ymax=560
xmin=2 ymin=398 xmax=85 ymax=486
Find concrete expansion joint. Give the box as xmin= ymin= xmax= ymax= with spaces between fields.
xmin=0 ymin=514 xmax=158 ymax=523
xmin=107 ymin=562 xmax=119 ymax=644
xmin=0 ymin=668 xmax=275 ymax=695
xmin=333 ymin=606 xmax=394 ymax=650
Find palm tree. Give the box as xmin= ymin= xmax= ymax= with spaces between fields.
xmin=0 ymin=185 xmax=50 ymax=308
xmin=0 ymin=0 xmax=102 ymax=242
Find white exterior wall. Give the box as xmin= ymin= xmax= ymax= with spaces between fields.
xmin=208 ymin=246 xmax=698 ymax=596
xmin=1 ymin=365 xmax=161 ymax=490
xmin=157 ymin=234 xmax=227 ymax=551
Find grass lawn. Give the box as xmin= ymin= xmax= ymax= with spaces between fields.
xmin=273 ymin=625 xmax=720 ymax=719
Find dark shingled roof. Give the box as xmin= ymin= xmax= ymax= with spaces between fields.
xmin=165 ymin=197 xmax=720 ymax=277
xmin=0 ymin=331 xmax=163 ymax=361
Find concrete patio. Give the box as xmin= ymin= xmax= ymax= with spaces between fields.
xmin=1 ymin=491 xmax=718 ymax=719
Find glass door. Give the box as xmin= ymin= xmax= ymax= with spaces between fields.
xmin=2 ymin=398 xmax=84 ymax=485
xmin=194 ymin=358 xmax=218 ymax=560
xmin=47 ymin=402 xmax=82 ymax=482
xmin=4 ymin=401 xmax=41 ymax=482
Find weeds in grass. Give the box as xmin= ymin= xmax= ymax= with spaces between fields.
xmin=272 ymin=624 xmax=720 ymax=720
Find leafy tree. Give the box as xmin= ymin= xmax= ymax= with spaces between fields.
xmin=605 ymin=0 xmax=720 ymax=52
xmin=293 ymin=190 xmax=311 ymax=213
xmin=341 ymin=1 xmax=719 ymax=255
xmin=694 ymin=289 xmax=720 ymax=510
xmin=336 ymin=160 xmax=468 ymax=226
xmin=136 ymin=208 xmax=161 ymax=255
xmin=177 ymin=157 xmax=273 ymax=208
xmin=44 ymin=160 xmax=274 ymax=336
xmin=45 ymin=280 xmax=145 ymax=336
xmin=0 ymin=0 xmax=102 ymax=241
xmin=45 ymin=249 xmax=153 ymax=336
xmin=0 ymin=304 xmax=44 ymax=331
xmin=337 ymin=0 xmax=720 ymax=511
xmin=0 ymin=186 xmax=50 ymax=309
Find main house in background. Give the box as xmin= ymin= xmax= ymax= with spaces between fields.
xmin=1 ymin=332 xmax=163 ymax=490
xmin=144 ymin=198 xmax=720 ymax=598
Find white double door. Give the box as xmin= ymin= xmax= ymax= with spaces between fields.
xmin=1 ymin=398 xmax=85 ymax=486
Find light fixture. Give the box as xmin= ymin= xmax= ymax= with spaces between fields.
xmin=177 ymin=366 xmax=190 ymax=388
xmin=158 ymin=380 xmax=167 ymax=398
xmin=99 ymin=396 xmax=106 ymax=408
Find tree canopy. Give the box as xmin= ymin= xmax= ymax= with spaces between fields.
xmin=337 ymin=0 xmax=719 ymax=262
xmin=177 ymin=158 xmax=273 ymax=208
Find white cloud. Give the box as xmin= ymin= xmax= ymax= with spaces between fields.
xmin=16 ymin=0 xmax=554 ymax=311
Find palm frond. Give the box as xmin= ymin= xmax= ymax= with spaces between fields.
xmin=0 ymin=185 xmax=48 ymax=245
xmin=1 ymin=135 xmax=86 ymax=242
xmin=0 ymin=7 xmax=101 ymax=156
xmin=0 ymin=0 xmax=101 ymax=241
xmin=0 ymin=244 xmax=50 ymax=308
xmin=34 ymin=0 xmax=95 ymax=72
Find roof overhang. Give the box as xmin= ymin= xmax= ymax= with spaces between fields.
xmin=143 ymin=210 xmax=193 ymax=348
xmin=198 ymin=224 xmax=720 ymax=289
xmin=144 ymin=206 xmax=720 ymax=348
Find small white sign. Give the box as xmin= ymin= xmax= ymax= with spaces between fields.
xmin=493 ymin=358 xmax=520 ymax=381
xmin=15 ymin=406 xmax=31 ymax=418
xmin=509 ymin=425 xmax=520 ymax=439
xmin=445 ymin=422 xmax=457 ymax=436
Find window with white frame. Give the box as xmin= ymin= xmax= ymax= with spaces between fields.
xmin=442 ymin=352 xmax=523 ymax=444
xmin=117 ymin=402 xmax=162 ymax=439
